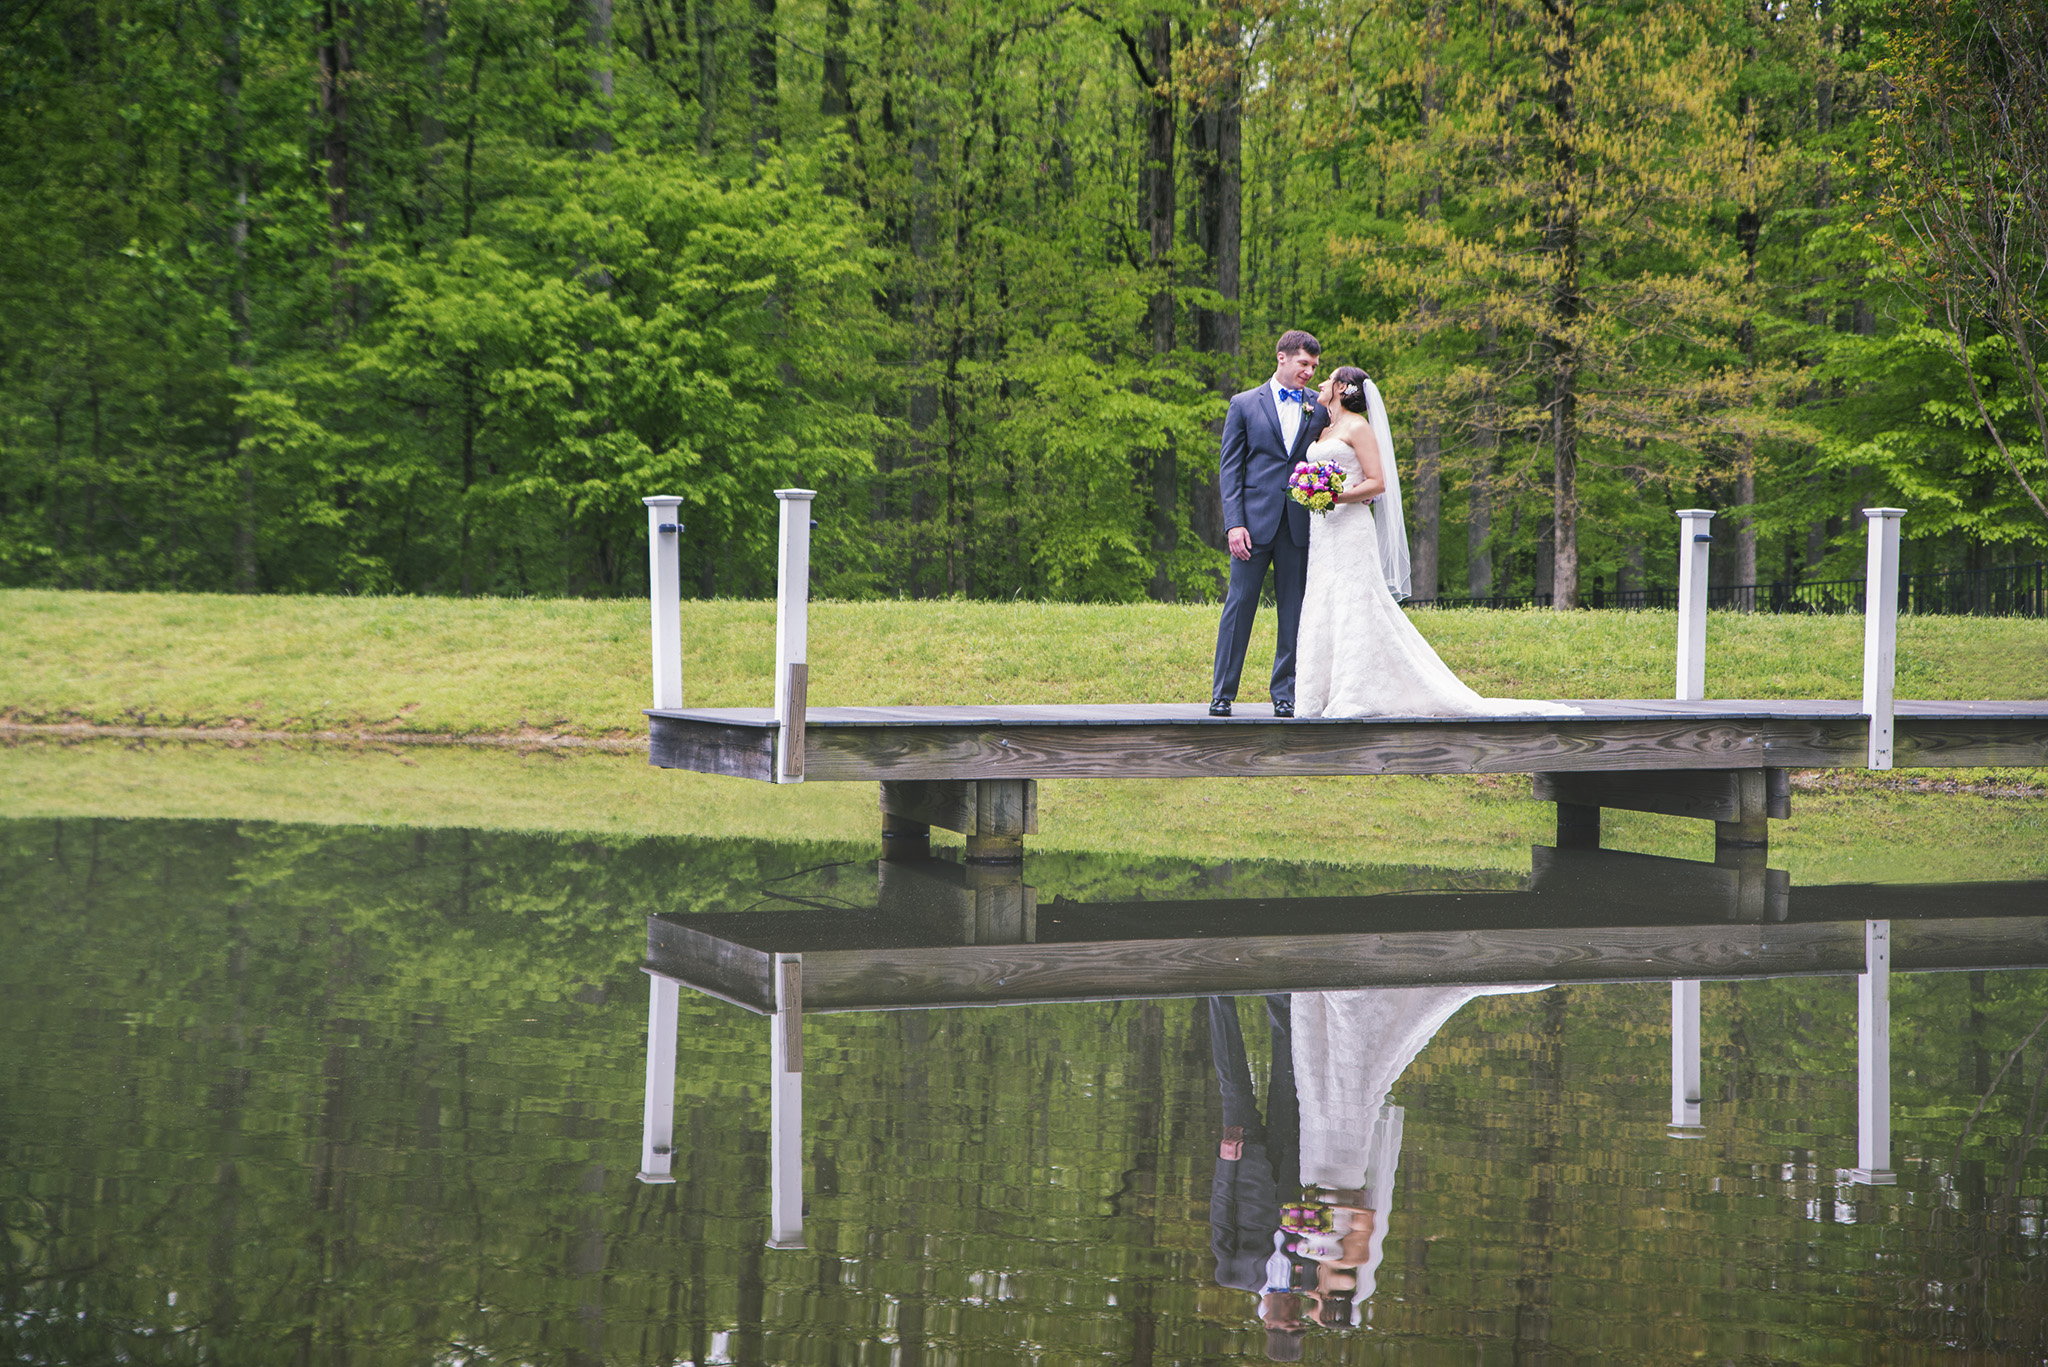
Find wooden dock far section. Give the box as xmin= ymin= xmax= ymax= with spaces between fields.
xmin=648 ymin=698 xmax=2048 ymax=783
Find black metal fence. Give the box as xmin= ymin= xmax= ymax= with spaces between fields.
xmin=1411 ymin=562 xmax=2047 ymax=616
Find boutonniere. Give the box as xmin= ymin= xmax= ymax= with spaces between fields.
xmin=1300 ymin=399 xmax=1317 ymax=416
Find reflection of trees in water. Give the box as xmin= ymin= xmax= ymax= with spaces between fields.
xmin=0 ymin=817 xmax=2043 ymax=1362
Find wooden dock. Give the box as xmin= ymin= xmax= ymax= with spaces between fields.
xmin=643 ymin=847 xmax=2048 ymax=1014
xmin=649 ymin=698 xmax=2048 ymax=781
xmin=649 ymin=698 xmax=2048 ymax=858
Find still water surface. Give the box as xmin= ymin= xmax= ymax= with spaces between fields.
xmin=2 ymin=817 xmax=2045 ymax=1364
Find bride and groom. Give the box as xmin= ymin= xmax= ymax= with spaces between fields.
xmin=1209 ymin=330 xmax=1576 ymax=721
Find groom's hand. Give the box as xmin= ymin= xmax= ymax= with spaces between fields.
xmin=1227 ymin=526 xmax=1252 ymax=560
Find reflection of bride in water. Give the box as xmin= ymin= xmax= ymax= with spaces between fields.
xmin=1210 ymin=984 xmax=1550 ymax=1356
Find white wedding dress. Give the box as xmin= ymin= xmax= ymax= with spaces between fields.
xmin=1291 ymin=984 xmax=1553 ymax=1318
xmin=1294 ymin=434 xmax=1581 ymax=719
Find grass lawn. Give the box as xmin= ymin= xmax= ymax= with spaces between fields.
xmin=3 ymin=737 xmax=2042 ymax=884
xmin=3 ymin=588 xmax=2045 ymax=736
xmin=3 ymin=589 xmax=2042 ymax=878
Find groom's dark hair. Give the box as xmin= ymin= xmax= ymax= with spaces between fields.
xmin=1275 ymin=329 xmax=1321 ymax=356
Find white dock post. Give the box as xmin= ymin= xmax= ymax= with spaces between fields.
xmin=638 ymin=974 xmax=681 ymax=1183
xmin=1861 ymin=508 xmax=1906 ymax=770
xmin=767 ymin=953 xmax=805 ymax=1248
xmin=644 ymin=495 xmax=685 ymax=710
xmin=1852 ymin=919 xmax=1896 ymax=1184
xmin=1674 ymin=509 xmax=1716 ymax=701
xmin=1670 ymin=979 xmax=1703 ymax=1131
xmin=773 ymin=490 xmax=817 ymax=784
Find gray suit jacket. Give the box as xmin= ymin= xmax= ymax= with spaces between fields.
xmin=1219 ymin=384 xmax=1326 ymax=548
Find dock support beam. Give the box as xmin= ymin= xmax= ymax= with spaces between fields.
xmin=638 ymin=973 xmax=680 ymax=1183
xmin=1862 ymin=508 xmax=1906 ymax=770
xmin=1675 ymin=508 xmax=1716 ymax=701
xmin=880 ymin=779 xmax=1038 ymax=863
xmin=1851 ymin=920 xmax=1896 ymax=1184
xmin=1670 ymin=980 xmax=1703 ymax=1131
xmin=774 ymin=489 xmax=816 ymax=784
xmin=1533 ymin=768 xmax=1787 ymax=857
xmin=768 ymin=953 xmax=805 ymax=1247
xmin=644 ymin=495 xmax=685 ymax=711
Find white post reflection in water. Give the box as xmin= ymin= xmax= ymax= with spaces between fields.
xmin=1670 ymin=980 xmax=1703 ymax=1131
xmin=1853 ymin=920 xmax=1896 ymax=1184
xmin=768 ymin=952 xmax=806 ymax=1248
xmin=639 ymin=974 xmax=680 ymax=1184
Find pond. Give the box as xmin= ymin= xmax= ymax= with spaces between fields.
xmin=2 ymin=815 xmax=2045 ymax=1365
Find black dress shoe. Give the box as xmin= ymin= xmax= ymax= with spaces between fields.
xmin=1273 ymin=702 xmax=1294 ymax=718
xmin=1208 ymin=699 xmax=1232 ymax=717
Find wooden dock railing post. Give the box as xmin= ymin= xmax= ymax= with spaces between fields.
xmin=637 ymin=973 xmax=680 ymax=1183
xmin=773 ymin=489 xmax=817 ymax=784
xmin=644 ymin=495 xmax=685 ymax=710
xmin=1670 ymin=978 xmax=1703 ymax=1132
xmin=768 ymin=952 xmax=805 ymax=1247
xmin=1674 ymin=508 xmax=1716 ymax=701
xmin=1862 ymin=508 xmax=1906 ymax=770
xmin=1851 ymin=919 xmax=1896 ymax=1184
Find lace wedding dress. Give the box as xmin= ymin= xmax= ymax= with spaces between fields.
xmin=1294 ymin=435 xmax=1582 ymax=719
xmin=1291 ymin=984 xmax=1552 ymax=1316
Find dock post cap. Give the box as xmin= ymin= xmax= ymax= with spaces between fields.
xmin=775 ymin=488 xmax=818 ymax=501
xmin=1862 ymin=507 xmax=1907 ymax=519
xmin=643 ymin=493 xmax=685 ymax=507
xmin=1674 ymin=508 xmax=1717 ymax=519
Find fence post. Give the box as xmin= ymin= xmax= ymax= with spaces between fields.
xmin=1670 ymin=979 xmax=1702 ymax=1131
xmin=644 ymin=495 xmax=685 ymax=710
xmin=774 ymin=489 xmax=817 ymax=784
xmin=638 ymin=975 xmax=680 ymax=1183
xmin=1674 ymin=509 xmax=1716 ymax=701
xmin=768 ymin=953 xmax=805 ymax=1247
xmin=1851 ymin=919 xmax=1896 ymax=1185
xmin=1861 ymin=508 xmax=1906 ymax=769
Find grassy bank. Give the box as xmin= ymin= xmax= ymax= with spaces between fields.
xmin=4 ymin=589 xmax=2045 ymax=736
xmin=4 ymin=737 xmax=2043 ymax=882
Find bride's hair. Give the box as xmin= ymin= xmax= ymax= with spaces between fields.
xmin=1330 ymin=366 xmax=1371 ymax=414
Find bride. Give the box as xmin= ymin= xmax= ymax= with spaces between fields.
xmin=1294 ymin=366 xmax=1581 ymax=720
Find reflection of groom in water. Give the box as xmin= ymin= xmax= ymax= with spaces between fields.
xmin=1208 ymin=995 xmax=1309 ymax=1362
xmin=1211 ymin=331 xmax=1329 ymax=719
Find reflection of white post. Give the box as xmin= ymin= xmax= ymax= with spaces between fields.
xmin=1852 ymin=920 xmax=1896 ymax=1185
xmin=644 ymin=496 xmax=685 ymax=710
xmin=773 ymin=490 xmax=816 ymax=784
xmin=1670 ymin=980 xmax=1703 ymax=1130
xmin=1862 ymin=509 xmax=1906 ymax=770
xmin=1674 ymin=509 xmax=1716 ymax=701
xmin=767 ymin=953 xmax=805 ymax=1248
xmin=638 ymin=975 xmax=680 ymax=1183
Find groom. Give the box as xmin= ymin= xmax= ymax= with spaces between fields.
xmin=1211 ymin=330 xmax=1327 ymax=718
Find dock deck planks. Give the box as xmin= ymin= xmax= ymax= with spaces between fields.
xmin=648 ymin=698 xmax=2048 ymax=782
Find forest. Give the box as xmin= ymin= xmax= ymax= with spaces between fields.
xmin=2 ymin=0 xmax=2045 ymax=605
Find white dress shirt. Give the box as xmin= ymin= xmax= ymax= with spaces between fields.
xmin=1271 ymin=378 xmax=1304 ymax=452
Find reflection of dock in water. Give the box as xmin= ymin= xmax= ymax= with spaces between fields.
xmin=644 ymin=846 xmax=2048 ymax=1012
xmin=634 ymin=844 xmax=2047 ymax=1246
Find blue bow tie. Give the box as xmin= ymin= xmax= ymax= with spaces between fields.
xmin=1277 ymin=387 xmax=1309 ymax=404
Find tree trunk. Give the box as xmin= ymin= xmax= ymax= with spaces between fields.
xmin=1467 ymin=448 xmax=1494 ymax=598
xmin=218 ymin=0 xmax=258 ymax=592
xmin=1413 ymin=421 xmax=1440 ymax=600
xmin=313 ymin=0 xmax=353 ymax=327
xmin=1136 ymin=19 xmax=1177 ymax=602
xmin=588 ymin=0 xmax=614 ymax=154
xmin=749 ymin=0 xmax=777 ymax=158
xmin=693 ymin=0 xmax=718 ymax=155
xmin=1543 ymin=0 xmax=1581 ymax=610
xmin=821 ymin=0 xmax=852 ymax=126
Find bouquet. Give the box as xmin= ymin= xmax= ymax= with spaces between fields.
xmin=1289 ymin=459 xmax=1347 ymax=514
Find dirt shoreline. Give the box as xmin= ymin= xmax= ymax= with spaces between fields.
xmin=0 ymin=720 xmax=647 ymax=752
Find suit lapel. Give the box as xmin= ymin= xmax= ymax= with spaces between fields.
xmin=1252 ymin=384 xmax=1287 ymax=456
